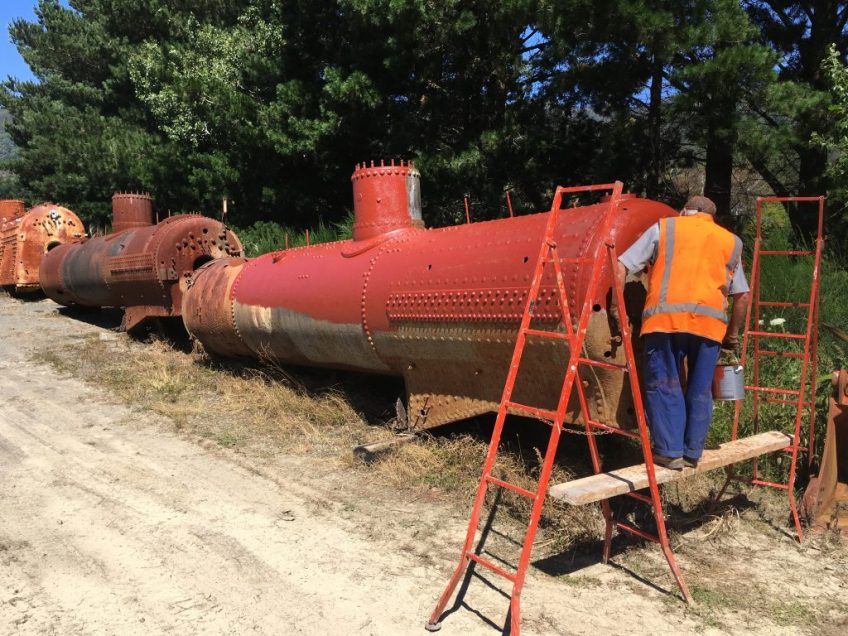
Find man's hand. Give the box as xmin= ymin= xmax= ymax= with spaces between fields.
xmin=721 ymin=333 xmax=740 ymax=356
xmin=723 ymin=290 xmax=750 ymax=358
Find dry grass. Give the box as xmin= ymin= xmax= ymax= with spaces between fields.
xmin=32 ymin=332 xmax=606 ymax=549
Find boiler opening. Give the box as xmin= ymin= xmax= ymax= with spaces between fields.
xmin=45 ymin=241 xmax=62 ymax=252
xmin=193 ymin=255 xmax=214 ymax=270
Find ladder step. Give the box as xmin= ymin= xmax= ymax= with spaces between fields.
xmin=586 ymin=420 xmax=640 ymax=439
xmin=549 ymin=431 xmax=792 ymax=505
xmin=614 ymin=520 xmax=660 ymax=544
xmin=524 ymin=328 xmax=571 ymax=341
xmin=485 ymin=475 xmax=537 ymax=499
xmin=747 ymin=386 xmax=800 ymax=397
xmin=579 ymin=357 xmax=627 ymax=371
xmin=625 ymin=491 xmax=652 ymax=504
xmin=504 ymin=401 xmax=556 ymax=421
xmin=466 ymin=552 xmax=517 ymax=582
xmin=780 ymin=445 xmax=809 ymax=454
xmin=758 ymin=301 xmax=811 ymax=308
xmin=748 ymin=331 xmax=807 ymax=340
xmin=759 ymin=250 xmax=815 ymax=256
xmin=756 ymin=350 xmax=804 ymax=359
xmin=750 ymin=478 xmax=790 ymax=490
xmin=765 ymin=397 xmax=813 ymax=406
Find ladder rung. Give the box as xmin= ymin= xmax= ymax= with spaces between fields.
xmin=614 ymin=520 xmax=660 ymax=544
xmin=747 ymin=386 xmax=800 ymax=397
xmin=758 ymin=301 xmax=811 ymax=308
xmin=625 ymin=491 xmax=652 ymax=505
xmin=579 ymin=357 xmax=627 ymax=371
xmin=756 ymin=349 xmax=804 ymax=359
xmin=486 ymin=475 xmax=537 ymax=499
xmin=586 ymin=420 xmax=640 ymax=439
xmin=748 ymin=331 xmax=807 ymax=340
xmin=759 ymin=250 xmax=814 ymax=256
xmin=780 ymin=446 xmax=809 ymax=454
xmin=524 ymin=328 xmax=571 ymax=341
xmin=750 ymin=479 xmax=790 ymax=490
xmin=505 ymin=401 xmax=556 ymax=421
xmin=466 ymin=552 xmax=517 ymax=582
xmin=765 ymin=397 xmax=813 ymax=406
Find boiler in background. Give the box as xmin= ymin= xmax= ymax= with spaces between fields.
xmin=40 ymin=192 xmax=243 ymax=332
xmin=183 ymin=161 xmax=676 ymax=431
xmin=0 ymin=199 xmax=85 ymax=294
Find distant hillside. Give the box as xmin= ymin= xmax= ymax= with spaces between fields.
xmin=1 ymin=106 xmax=17 ymax=162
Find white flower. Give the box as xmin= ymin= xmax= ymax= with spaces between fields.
xmin=758 ymin=320 xmax=764 ymax=325
xmin=769 ymin=318 xmax=786 ymax=326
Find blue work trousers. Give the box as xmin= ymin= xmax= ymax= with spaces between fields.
xmin=643 ymin=332 xmax=721 ymax=460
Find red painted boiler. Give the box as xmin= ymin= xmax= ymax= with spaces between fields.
xmin=40 ymin=192 xmax=243 ymax=332
xmin=183 ymin=162 xmax=676 ymax=430
xmin=0 ymin=200 xmax=85 ymax=293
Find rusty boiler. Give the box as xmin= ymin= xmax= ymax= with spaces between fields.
xmin=0 ymin=200 xmax=85 ymax=293
xmin=40 ymin=192 xmax=243 ymax=332
xmin=182 ymin=162 xmax=676 ymax=431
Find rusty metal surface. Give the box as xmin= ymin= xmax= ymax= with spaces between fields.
xmin=180 ymin=257 xmax=253 ymax=357
xmin=0 ymin=199 xmax=25 ymax=221
xmin=40 ymin=193 xmax=242 ymax=331
xmin=112 ymin=192 xmax=154 ymax=233
xmin=183 ymin=162 xmax=675 ymax=431
xmin=803 ymin=370 xmax=848 ymax=538
xmin=0 ymin=202 xmax=85 ymax=292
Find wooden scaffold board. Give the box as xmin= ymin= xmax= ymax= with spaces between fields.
xmin=549 ymin=431 xmax=793 ymax=506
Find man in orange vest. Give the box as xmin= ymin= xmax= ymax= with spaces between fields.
xmin=617 ymin=196 xmax=751 ymax=470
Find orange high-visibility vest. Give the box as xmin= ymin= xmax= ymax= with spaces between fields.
xmin=642 ymin=213 xmax=743 ymax=343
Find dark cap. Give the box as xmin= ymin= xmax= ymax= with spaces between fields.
xmin=683 ymin=195 xmax=717 ymax=215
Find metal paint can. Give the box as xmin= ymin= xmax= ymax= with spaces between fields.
xmin=713 ymin=364 xmax=745 ymax=401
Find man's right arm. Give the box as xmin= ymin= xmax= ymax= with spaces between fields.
xmin=722 ymin=292 xmax=751 ymax=354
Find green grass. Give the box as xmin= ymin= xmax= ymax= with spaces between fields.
xmin=708 ymin=202 xmax=848 ymax=484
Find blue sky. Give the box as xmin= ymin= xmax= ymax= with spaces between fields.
xmin=0 ymin=0 xmax=40 ymax=82
xmin=1 ymin=1 xmax=70 ymax=83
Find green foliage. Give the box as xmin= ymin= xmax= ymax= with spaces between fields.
xmin=1 ymin=0 xmax=846 ymax=244
xmin=0 ymin=106 xmax=26 ymax=199
xmin=234 ymin=212 xmax=354 ymax=257
xmin=818 ymin=45 xmax=848 ymax=232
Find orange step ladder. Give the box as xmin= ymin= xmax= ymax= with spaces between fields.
xmin=425 ymin=182 xmax=691 ymax=635
xmin=714 ymin=196 xmax=824 ymax=540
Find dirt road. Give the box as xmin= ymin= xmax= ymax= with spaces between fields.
xmin=1 ymin=295 xmax=845 ymax=635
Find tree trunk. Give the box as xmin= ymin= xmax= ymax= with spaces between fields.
xmin=645 ymin=64 xmax=663 ymax=199
xmin=704 ymin=133 xmax=734 ymax=230
xmin=645 ymin=61 xmax=664 ymax=199
xmin=792 ymin=143 xmax=828 ymax=239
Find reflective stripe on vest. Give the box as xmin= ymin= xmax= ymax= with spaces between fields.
xmin=641 ymin=214 xmax=741 ymax=342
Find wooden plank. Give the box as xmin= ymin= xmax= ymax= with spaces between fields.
xmin=549 ymin=431 xmax=793 ymax=506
